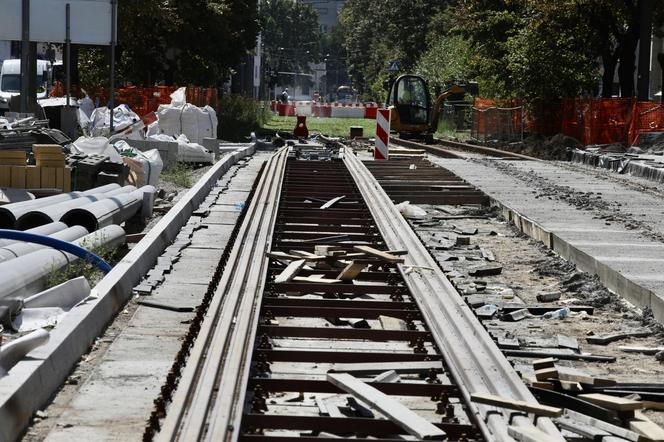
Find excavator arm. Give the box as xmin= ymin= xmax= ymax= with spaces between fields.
xmin=430 ymin=84 xmax=466 ymax=133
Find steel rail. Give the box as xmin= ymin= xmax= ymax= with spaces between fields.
xmin=156 ymin=147 xmax=288 ymax=442
xmin=343 ymin=148 xmax=564 ymax=442
xmin=391 ymin=137 xmax=540 ymax=161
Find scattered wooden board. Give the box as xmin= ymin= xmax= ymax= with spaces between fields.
xmin=631 ymin=411 xmax=664 ymax=441
xmin=337 ymin=261 xmax=367 ymax=281
xmin=353 ymin=245 xmax=405 ymax=264
xmin=292 ymin=276 xmax=341 ymax=284
xmin=327 ymin=372 xmax=446 ymax=439
xmin=470 ymin=392 xmax=562 ymax=417
xmin=619 ymin=346 xmax=664 ymax=355
xmin=564 ymin=409 xmax=643 ymax=442
xmin=578 ymin=393 xmax=643 ymax=411
xmin=586 ymin=329 xmax=652 ymax=345
xmin=274 ymin=259 xmax=306 ymax=283
xmin=328 ymin=360 xmax=443 ymax=375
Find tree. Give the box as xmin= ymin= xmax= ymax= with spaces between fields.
xmin=415 ymin=35 xmax=471 ymax=96
xmin=505 ymin=2 xmax=599 ymax=101
xmin=78 ymin=0 xmax=260 ymax=87
xmin=577 ymin=0 xmax=664 ymax=97
xmin=261 ymin=0 xmax=322 ymax=86
xmin=339 ymin=0 xmax=447 ymax=100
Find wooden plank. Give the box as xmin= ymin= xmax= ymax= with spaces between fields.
xmin=535 ymin=367 xmax=558 ymax=382
xmin=557 ymin=366 xmax=616 ymax=386
xmin=630 ymin=411 xmax=664 ymax=441
xmin=507 ymin=425 xmax=559 ymax=442
xmin=579 ymin=393 xmax=643 ymax=411
xmin=274 ymin=259 xmax=306 ymax=284
xmin=327 ymin=372 xmax=446 ymax=439
xmin=266 ymin=251 xmax=301 ymax=261
xmin=292 ymin=276 xmax=341 ymax=284
xmin=289 ymin=250 xmax=328 ymax=261
xmin=373 ymin=370 xmax=400 ymax=383
xmin=353 ymin=245 xmax=405 ymax=264
xmin=337 ymin=261 xmax=367 ymax=281
xmin=564 ymin=409 xmax=643 ymax=442
xmin=328 ymin=361 xmax=443 ymax=375
xmin=587 ymin=329 xmax=652 ymax=345
xmin=532 ymin=358 xmax=557 ymax=370
xmin=320 ymin=195 xmax=346 ymax=209
xmin=470 ymin=393 xmax=562 ymax=417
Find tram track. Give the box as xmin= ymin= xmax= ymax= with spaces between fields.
xmin=148 ymin=143 xmax=563 ymax=442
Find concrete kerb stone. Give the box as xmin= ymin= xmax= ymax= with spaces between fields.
xmin=496 ymin=200 xmax=664 ymax=324
xmin=0 ymin=143 xmax=257 ymax=442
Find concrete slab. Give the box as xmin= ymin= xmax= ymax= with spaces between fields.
xmin=38 ymin=152 xmax=271 ymax=442
xmin=432 ymin=156 xmax=664 ymax=323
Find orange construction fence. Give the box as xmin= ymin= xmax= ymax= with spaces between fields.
xmin=50 ymin=82 xmax=218 ymax=117
xmin=473 ymin=96 xmax=664 ymax=146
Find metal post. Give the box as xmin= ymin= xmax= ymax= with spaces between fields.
xmin=65 ymin=3 xmax=71 ymax=107
xmin=109 ymin=0 xmax=117 ymax=132
xmin=637 ymin=0 xmax=653 ymax=101
xmin=659 ymin=53 xmax=664 ymax=104
xmin=20 ymin=0 xmax=30 ymax=113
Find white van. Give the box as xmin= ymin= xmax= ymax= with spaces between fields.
xmin=0 ymin=59 xmax=52 ymax=112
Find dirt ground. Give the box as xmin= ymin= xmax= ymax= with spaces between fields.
xmin=409 ymin=203 xmax=664 ymax=425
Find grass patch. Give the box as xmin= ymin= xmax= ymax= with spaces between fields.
xmin=46 ymin=240 xmax=120 ymax=289
xmin=161 ymin=162 xmax=194 ymax=188
xmin=261 ymin=115 xmax=377 ymax=139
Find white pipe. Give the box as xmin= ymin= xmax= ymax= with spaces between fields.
xmin=0 ymin=328 xmax=49 ymax=375
xmin=61 ymin=185 xmax=156 ymax=231
xmin=15 ymin=186 xmax=138 ymax=230
xmin=0 ymin=225 xmax=125 ymax=300
xmin=0 ymin=222 xmax=68 ymax=247
xmin=0 ymin=225 xmax=89 ymax=263
xmin=0 ymin=184 xmax=122 ymax=229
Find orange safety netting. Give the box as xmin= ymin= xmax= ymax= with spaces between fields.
xmin=50 ymin=82 xmax=218 ymax=117
xmin=473 ymin=96 xmax=664 ymax=146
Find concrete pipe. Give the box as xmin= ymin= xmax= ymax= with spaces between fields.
xmin=0 ymin=184 xmax=122 ymax=229
xmin=61 ymin=186 xmax=156 ymax=232
xmin=0 ymin=225 xmax=125 ymax=300
xmin=15 ymin=186 xmax=137 ymax=230
xmin=0 ymin=225 xmax=89 ymax=264
xmin=0 ymin=222 xmax=68 ymax=248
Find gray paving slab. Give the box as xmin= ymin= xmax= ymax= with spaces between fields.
xmin=432 ymin=156 xmax=664 ymax=322
xmin=43 ymin=153 xmax=269 ymax=442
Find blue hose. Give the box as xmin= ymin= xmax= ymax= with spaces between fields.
xmin=0 ymin=229 xmax=112 ymax=273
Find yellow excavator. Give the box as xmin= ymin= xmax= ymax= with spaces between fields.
xmin=385 ymin=74 xmax=476 ymax=143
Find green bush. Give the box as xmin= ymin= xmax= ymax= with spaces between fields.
xmin=217 ymin=95 xmax=271 ymax=141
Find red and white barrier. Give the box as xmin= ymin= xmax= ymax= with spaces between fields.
xmin=272 ymin=101 xmax=384 ymax=119
xmin=374 ymin=108 xmax=390 ymax=160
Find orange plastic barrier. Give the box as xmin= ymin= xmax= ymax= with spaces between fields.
xmin=50 ymin=83 xmax=217 ymax=117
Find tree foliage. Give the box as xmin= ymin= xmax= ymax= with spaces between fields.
xmin=79 ymin=0 xmax=260 ymax=87
xmin=261 ymin=0 xmax=322 ymax=80
xmin=339 ymin=0 xmax=446 ymax=100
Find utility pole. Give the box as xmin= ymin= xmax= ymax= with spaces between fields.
xmin=659 ymin=53 xmax=664 ymax=103
xmin=637 ymin=0 xmax=654 ymax=101
xmin=109 ymin=0 xmax=117 ymax=132
xmin=20 ymin=0 xmax=30 ymax=113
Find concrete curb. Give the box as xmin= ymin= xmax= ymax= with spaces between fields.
xmin=499 ymin=203 xmax=664 ymax=323
xmin=0 ymin=144 xmax=256 ymax=442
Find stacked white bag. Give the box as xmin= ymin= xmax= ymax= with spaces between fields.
xmin=156 ymin=87 xmax=218 ymax=144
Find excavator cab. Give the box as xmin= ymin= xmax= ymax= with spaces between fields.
xmin=386 ymin=74 xmax=472 ymax=142
xmin=386 ymin=74 xmax=432 ymax=127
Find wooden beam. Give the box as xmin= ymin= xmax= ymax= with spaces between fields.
xmin=507 ymin=426 xmax=559 ymax=442
xmin=337 ymin=261 xmax=367 ymax=281
xmin=328 ymin=361 xmax=443 ymax=375
xmin=274 ymin=259 xmax=306 ymax=284
xmin=353 ymin=245 xmax=405 ymax=263
xmin=578 ymin=393 xmax=643 ymax=411
xmin=470 ymin=393 xmax=562 ymax=417
xmin=327 ymin=372 xmax=446 ymax=440
xmin=564 ymin=409 xmax=644 ymax=442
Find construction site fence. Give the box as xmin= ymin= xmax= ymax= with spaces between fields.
xmin=270 ymin=101 xmax=381 ymax=119
xmin=50 ymin=82 xmax=219 ymax=117
xmin=473 ymin=97 xmax=664 ymax=146
xmin=440 ymin=101 xmax=473 ymax=133
xmin=471 ymin=105 xmax=524 ymax=143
